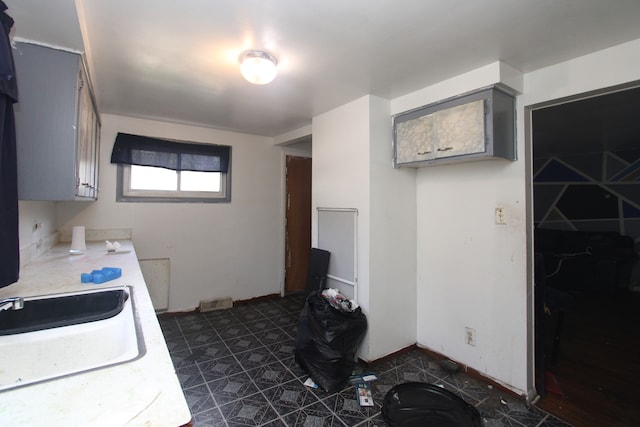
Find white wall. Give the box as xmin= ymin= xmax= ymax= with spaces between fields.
xmin=367 ymin=96 xmax=417 ymax=359
xmin=55 ymin=114 xmax=285 ymax=311
xmin=393 ymin=40 xmax=640 ymax=398
xmin=391 ymin=63 xmax=529 ymax=393
xmin=312 ymin=95 xmax=416 ymax=361
xmin=17 ymin=201 xmax=57 ymax=266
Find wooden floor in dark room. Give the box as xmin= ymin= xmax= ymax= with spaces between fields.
xmin=536 ymin=290 xmax=640 ymax=427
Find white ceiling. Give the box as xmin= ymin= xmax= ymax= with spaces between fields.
xmin=5 ymin=0 xmax=640 ymax=139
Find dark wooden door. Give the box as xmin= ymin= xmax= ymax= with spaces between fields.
xmin=285 ymin=156 xmax=312 ymax=294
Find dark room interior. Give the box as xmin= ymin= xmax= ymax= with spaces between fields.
xmin=532 ymin=85 xmax=640 ymax=426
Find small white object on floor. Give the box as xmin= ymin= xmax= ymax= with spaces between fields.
xmin=303 ymin=378 xmax=318 ymax=389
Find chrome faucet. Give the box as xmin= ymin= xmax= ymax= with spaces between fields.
xmin=0 ymin=297 xmax=24 ymax=312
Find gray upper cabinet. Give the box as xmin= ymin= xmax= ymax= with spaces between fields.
xmin=393 ymin=86 xmax=515 ymax=168
xmin=13 ymin=42 xmax=100 ymax=201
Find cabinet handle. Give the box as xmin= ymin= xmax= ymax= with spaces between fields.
xmin=437 ymin=146 xmax=453 ymax=152
xmin=416 ymin=151 xmax=432 ymax=155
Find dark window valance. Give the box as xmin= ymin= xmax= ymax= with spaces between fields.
xmin=110 ymin=133 xmax=230 ymax=173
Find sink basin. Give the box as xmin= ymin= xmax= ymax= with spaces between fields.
xmin=0 ymin=286 xmax=145 ymax=392
xmin=0 ymin=288 xmax=128 ymax=335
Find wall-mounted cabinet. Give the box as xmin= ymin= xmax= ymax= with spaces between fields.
xmin=13 ymin=42 xmax=100 ymax=201
xmin=393 ymin=86 xmax=515 ymax=168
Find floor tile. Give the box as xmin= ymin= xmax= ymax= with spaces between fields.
xmin=235 ymin=345 xmax=280 ymax=371
xmin=157 ymin=316 xmax=181 ymax=337
xmin=171 ymin=348 xmax=199 ymax=369
xmin=175 ymin=312 xmax=206 ymax=325
xmin=179 ymin=319 xmax=215 ymax=335
xmin=269 ymin=313 xmax=298 ymax=329
xmin=395 ymin=360 xmax=434 ymax=384
xmin=323 ymin=386 xmax=380 ymax=426
xmin=226 ymin=334 xmax=265 ymax=355
xmin=262 ymin=378 xmax=320 ymax=417
xmin=243 ymin=317 xmax=278 ymax=334
xmin=477 ymin=395 xmax=528 ymax=427
xmin=163 ymin=332 xmax=188 ymax=353
xmin=199 ymin=355 xmax=245 ymax=383
xmin=409 ymin=356 xmax=453 ymax=382
xmin=264 ymin=340 xmax=296 ymax=360
xmin=207 ymin=371 xmax=260 ymax=406
xmin=282 ymin=401 xmax=346 ymax=427
xmin=275 ymin=296 xmax=305 ymax=314
xmin=209 ymin=314 xmax=243 ymax=330
xmin=189 ymin=341 xmax=232 ymax=363
xmin=368 ymin=368 xmax=399 ymax=405
xmin=353 ymin=413 xmax=388 ymax=427
xmin=443 ymin=372 xmax=495 ymax=402
xmin=248 ymin=360 xmax=298 ymax=390
xmin=183 ymin=383 xmax=216 ymax=416
xmin=183 ymin=330 xmax=222 ymax=348
xmin=279 ymin=323 xmax=299 ymax=339
xmin=253 ymin=302 xmax=289 ymax=319
xmin=279 ymin=355 xmax=308 ymax=380
xmin=218 ymin=391 xmax=279 ymax=426
xmin=232 ymin=306 xmax=266 ymax=323
xmin=216 ymin=323 xmax=251 ymax=340
xmin=494 ymin=393 xmax=550 ymax=426
xmin=175 ymin=364 xmax=205 ymax=390
xmin=260 ymin=418 xmax=288 ymax=426
xmin=256 ymin=328 xmax=291 ymax=347
xmin=160 ymin=295 xmax=568 ymax=427
xmin=191 ymin=407 xmax=225 ymax=427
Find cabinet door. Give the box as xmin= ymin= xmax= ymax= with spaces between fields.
xmin=88 ymin=103 xmax=100 ymax=199
xmin=395 ymin=114 xmax=436 ymax=163
xmin=434 ymin=99 xmax=486 ymax=158
xmin=14 ymin=42 xmax=100 ymax=200
xmin=75 ymin=66 xmax=99 ymax=199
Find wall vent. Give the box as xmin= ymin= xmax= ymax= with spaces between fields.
xmin=199 ymin=297 xmax=233 ymax=312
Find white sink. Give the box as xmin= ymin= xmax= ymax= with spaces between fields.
xmin=0 ymin=286 xmax=145 ymax=392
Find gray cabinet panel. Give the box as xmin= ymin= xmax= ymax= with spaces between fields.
xmin=14 ymin=42 xmax=100 ymax=201
xmin=393 ymin=86 xmax=515 ymax=168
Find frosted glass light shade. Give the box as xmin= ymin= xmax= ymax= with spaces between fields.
xmin=240 ymin=50 xmax=278 ymax=85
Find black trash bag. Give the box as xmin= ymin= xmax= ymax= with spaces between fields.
xmin=382 ymin=382 xmax=482 ymax=427
xmin=294 ymin=291 xmax=367 ymax=393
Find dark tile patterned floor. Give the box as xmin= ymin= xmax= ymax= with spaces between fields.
xmin=158 ymin=294 xmax=571 ymax=427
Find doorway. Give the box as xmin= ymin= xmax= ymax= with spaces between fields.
xmin=530 ymin=84 xmax=640 ymax=426
xmin=284 ymin=155 xmax=312 ymax=294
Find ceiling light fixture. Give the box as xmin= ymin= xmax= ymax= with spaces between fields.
xmin=239 ymin=50 xmax=278 ymax=85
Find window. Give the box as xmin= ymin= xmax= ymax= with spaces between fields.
xmin=111 ymin=133 xmax=231 ymax=202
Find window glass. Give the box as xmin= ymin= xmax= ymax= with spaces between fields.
xmin=180 ymin=170 xmax=221 ymax=192
xmin=118 ymin=165 xmax=229 ymax=203
xmin=130 ymin=165 xmax=177 ymax=191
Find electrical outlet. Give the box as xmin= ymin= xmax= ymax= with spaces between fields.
xmin=495 ymin=207 xmax=506 ymax=225
xmin=465 ymin=327 xmax=476 ymax=346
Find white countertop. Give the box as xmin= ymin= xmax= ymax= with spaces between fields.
xmin=0 ymin=241 xmax=191 ymax=427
